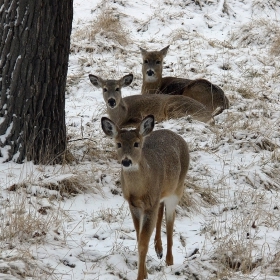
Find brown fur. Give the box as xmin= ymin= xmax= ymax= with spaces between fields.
xmin=140 ymin=45 xmax=229 ymax=113
xmin=101 ymin=115 xmax=189 ymax=280
xmin=89 ymin=73 xmax=213 ymax=126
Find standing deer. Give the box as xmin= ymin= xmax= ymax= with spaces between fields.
xmin=101 ymin=115 xmax=189 ymax=280
xmin=140 ymin=45 xmax=229 ymax=114
xmin=89 ymin=73 xmax=213 ymax=127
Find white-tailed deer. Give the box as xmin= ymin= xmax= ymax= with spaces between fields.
xmin=89 ymin=73 xmax=213 ymax=127
xmin=101 ymin=115 xmax=189 ymax=280
xmin=140 ymin=45 xmax=229 ymax=114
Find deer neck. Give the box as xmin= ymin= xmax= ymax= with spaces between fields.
xmin=107 ymin=98 xmax=128 ymax=126
xmin=121 ymin=160 xmax=149 ymax=197
xmin=141 ymin=76 xmax=162 ymax=94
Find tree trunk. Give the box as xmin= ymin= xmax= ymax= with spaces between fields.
xmin=0 ymin=0 xmax=73 ymax=164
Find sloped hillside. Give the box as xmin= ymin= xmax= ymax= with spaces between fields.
xmin=0 ymin=0 xmax=280 ymax=279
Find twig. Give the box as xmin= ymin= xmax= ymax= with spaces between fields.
xmin=68 ymin=138 xmax=97 ymax=143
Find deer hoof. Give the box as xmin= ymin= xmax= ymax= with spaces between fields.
xmin=156 ymin=251 xmax=163 ymax=259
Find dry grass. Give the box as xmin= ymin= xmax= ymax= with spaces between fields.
xmin=270 ymin=35 xmax=280 ymax=56
xmin=0 ymin=190 xmax=61 ymax=243
xmin=252 ymin=0 xmax=280 ymax=15
xmin=72 ymin=5 xmax=131 ymax=52
xmin=230 ymin=19 xmax=280 ymax=48
xmin=269 ymin=252 xmax=280 ymax=276
xmin=215 ymin=239 xmax=262 ymax=276
xmin=67 ymin=130 xmax=118 ymax=163
xmin=66 ymin=71 xmax=84 ymax=91
xmin=206 ymin=185 xmax=280 ymax=278
xmin=91 ymin=9 xmax=130 ymax=46
xmin=0 ymin=160 xmax=107 ymax=278
xmin=208 ymin=39 xmax=234 ymax=50
xmin=236 ymin=86 xmax=256 ymax=99
xmin=0 ymin=254 xmax=47 ymax=279
xmin=8 ymin=175 xmax=98 ymax=198
xmin=179 ymin=180 xmax=218 ymax=215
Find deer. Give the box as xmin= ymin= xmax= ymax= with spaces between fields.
xmin=89 ymin=73 xmax=214 ymax=127
xmin=140 ymin=45 xmax=229 ymax=115
xmin=101 ymin=114 xmax=189 ymax=280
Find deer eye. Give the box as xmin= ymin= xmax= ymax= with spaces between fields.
xmin=103 ymin=88 xmax=108 ymax=92
xmin=116 ymin=88 xmax=119 ymax=91
xmin=117 ymin=143 xmax=122 ymax=148
xmin=156 ymin=60 xmax=161 ymax=64
xmin=144 ymin=59 xmax=148 ymax=64
xmin=134 ymin=142 xmax=140 ymax=147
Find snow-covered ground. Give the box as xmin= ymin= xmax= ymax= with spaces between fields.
xmin=1 ymin=0 xmax=280 ymax=279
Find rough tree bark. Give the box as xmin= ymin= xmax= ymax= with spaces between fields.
xmin=0 ymin=0 xmax=73 ymax=164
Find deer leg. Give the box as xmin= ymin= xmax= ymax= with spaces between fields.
xmin=164 ymin=195 xmax=179 ymax=266
xmin=129 ymin=205 xmax=141 ymax=241
xmin=137 ymin=208 xmax=158 ymax=280
xmin=154 ymin=202 xmax=164 ymax=259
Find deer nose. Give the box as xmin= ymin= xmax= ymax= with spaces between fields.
xmin=108 ymin=98 xmax=116 ymax=108
xmin=122 ymin=158 xmax=132 ymax=167
xmin=146 ymin=69 xmax=154 ymax=76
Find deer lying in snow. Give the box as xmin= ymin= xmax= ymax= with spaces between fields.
xmin=89 ymin=73 xmax=214 ymax=127
xmin=140 ymin=45 xmax=229 ymax=115
xmin=101 ymin=114 xmax=189 ymax=280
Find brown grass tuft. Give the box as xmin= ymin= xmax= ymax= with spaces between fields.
xmin=43 ymin=177 xmax=89 ymax=196
xmin=270 ymin=252 xmax=280 ymax=276
xmin=8 ymin=174 xmax=101 ymax=198
xmin=236 ymin=87 xmax=256 ymax=99
xmin=270 ymin=35 xmax=280 ymax=56
xmin=92 ymin=10 xmax=130 ymax=46
xmin=0 ymin=192 xmax=61 ymax=243
xmin=215 ymin=239 xmax=262 ymax=274
xmin=179 ymin=180 xmax=218 ymax=213
xmin=230 ymin=19 xmax=280 ymax=48
xmin=72 ymin=6 xmax=131 ymax=52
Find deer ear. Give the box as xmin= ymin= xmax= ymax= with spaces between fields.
xmin=89 ymin=74 xmax=103 ymax=88
xmin=160 ymin=45 xmax=169 ymax=57
xmin=140 ymin=47 xmax=147 ymax=56
xmin=139 ymin=115 xmax=154 ymax=136
xmin=101 ymin=117 xmax=118 ymax=138
xmin=121 ymin=74 xmax=133 ymax=87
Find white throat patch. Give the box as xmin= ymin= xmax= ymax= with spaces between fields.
xmin=145 ymin=75 xmax=157 ymax=82
xmin=122 ymin=163 xmax=139 ymax=172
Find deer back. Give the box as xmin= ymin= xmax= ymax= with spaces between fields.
xmin=123 ymin=94 xmax=212 ymax=125
xmin=160 ymin=77 xmax=229 ymax=111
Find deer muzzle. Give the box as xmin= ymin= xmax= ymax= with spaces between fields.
xmin=108 ymin=98 xmax=116 ymax=108
xmin=146 ymin=69 xmax=154 ymax=76
xmin=121 ymin=158 xmax=132 ymax=167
